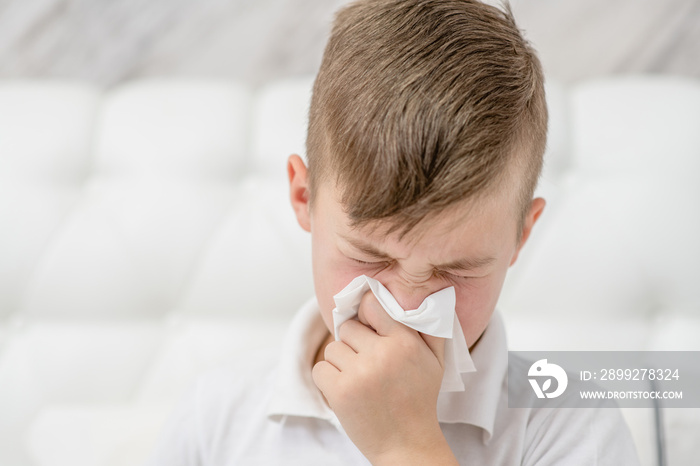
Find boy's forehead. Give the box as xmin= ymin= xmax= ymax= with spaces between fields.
xmin=339 ymin=193 xmax=513 ymax=249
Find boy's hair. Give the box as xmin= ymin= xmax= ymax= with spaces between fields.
xmin=306 ymin=0 xmax=547 ymax=242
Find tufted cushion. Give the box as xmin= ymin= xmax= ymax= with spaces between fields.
xmin=1 ymin=76 xmax=698 ymax=466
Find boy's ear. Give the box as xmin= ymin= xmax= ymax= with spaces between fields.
xmin=509 ymin=197 xmax=546 ymax=266
xmin=287 ymin=154 xmax=311 ymax=232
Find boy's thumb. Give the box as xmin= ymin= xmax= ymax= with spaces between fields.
xmin=357 ymin=290 xmax=401 ymax=336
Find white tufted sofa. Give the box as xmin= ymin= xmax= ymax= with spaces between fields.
xmin=1 ymin=75 xmax=698 ymax=466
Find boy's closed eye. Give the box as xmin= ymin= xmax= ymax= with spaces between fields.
xmin=350 ymin=257 xmax=389 ymax=266
xmin=347 ymin=255 xmax=480 ymax=282
xmin=348 ymin=256 xmax=394 ymax=273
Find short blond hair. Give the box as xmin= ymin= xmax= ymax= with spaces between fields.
xmin=306 ymin=0 xmax=547 ymax=242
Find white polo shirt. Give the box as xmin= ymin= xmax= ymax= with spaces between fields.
xmin=147 ymin=298 xmax=641 ymax=465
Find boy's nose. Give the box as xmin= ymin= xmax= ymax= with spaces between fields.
xmin=382 ymin=274 xmax=445 ymax=311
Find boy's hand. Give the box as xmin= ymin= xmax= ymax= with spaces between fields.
xmin=312 ymin=291 xmax=459 ymax=465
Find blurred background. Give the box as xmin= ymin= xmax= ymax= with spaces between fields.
xmin=1 ymin=1 xmax=699 ymax=466
xmin=1 ymin=0 xmax=699 ymax=87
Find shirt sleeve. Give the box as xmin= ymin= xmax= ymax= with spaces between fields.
xmin=522 ymin=406 xmax=642 ymax=466
xmin=143 ymin=379 xmax=205 ymax=466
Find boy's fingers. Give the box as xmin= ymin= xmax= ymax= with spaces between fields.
xmin=312 ymin=360 xmax=339 ymax=393
xmin=337 ymin=318 xmax=379 ymax=352
xmin=357 ymin=290 xmax=403 ymax=337
xmin=324 ymin=340 xmax=357 ymax=370
xmin=355 ymin=290 xmax=379 ymax=329
xmin=356 ymin=290 xmax=447 ymax=366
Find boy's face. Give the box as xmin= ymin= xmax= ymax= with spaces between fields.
xmin=288 ymin=155 xmax=544 ymax=348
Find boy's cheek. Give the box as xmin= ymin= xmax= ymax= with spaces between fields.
xmin=453 ymin=277 xmax=504 ymax=347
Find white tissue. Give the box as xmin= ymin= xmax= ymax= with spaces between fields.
xmin=331 ymin=275 xmax=476 ymax=392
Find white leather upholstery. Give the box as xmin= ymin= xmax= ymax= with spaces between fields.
xmin=1 ymin=75 xmax=698 ymax=466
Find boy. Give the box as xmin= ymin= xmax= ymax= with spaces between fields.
xmin=149 ymin=0 xmax=640 ymax=464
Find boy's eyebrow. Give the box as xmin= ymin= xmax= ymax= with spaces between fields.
xmin=340 ymin=234 xmax=496 ymax=270
xmin=436 ymin=255 xmax=496 ymax=271
xmin=341 ymin=234 xmax=393 ymax=259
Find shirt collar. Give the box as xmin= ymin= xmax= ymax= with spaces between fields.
xmin=266 ymin=297 xmax=508 ymax=443
xmin=266 ymin=297 xmax=335 ymax=422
